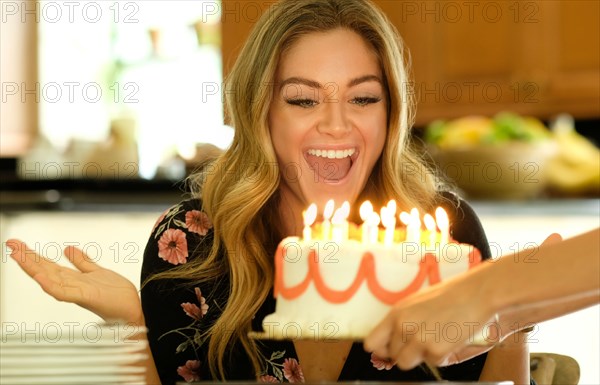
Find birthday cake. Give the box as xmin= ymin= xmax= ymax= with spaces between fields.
xmin=261 ymin=202 xmax=482 ymax=340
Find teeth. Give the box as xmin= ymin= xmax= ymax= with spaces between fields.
xmin=307 ymin=148 xmax=355 ymax=159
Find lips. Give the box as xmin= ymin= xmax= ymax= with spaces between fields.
xmin=305 ymin=148 xmax=356 ymax=182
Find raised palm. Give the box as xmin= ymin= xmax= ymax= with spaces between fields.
xmin=7 ymin=239 xmax=142 ymax=324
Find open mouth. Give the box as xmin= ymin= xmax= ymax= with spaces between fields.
xmin=305 ymin=148 xmax=357 ymax=182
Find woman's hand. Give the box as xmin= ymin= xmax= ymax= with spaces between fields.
xmin=6 ymin=239 xmax=143 ymax=324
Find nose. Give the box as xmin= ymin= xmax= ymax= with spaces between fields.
xmin=316 ymin=99 xmax=351 ymax=138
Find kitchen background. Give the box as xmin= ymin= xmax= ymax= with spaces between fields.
xmin=1 ymin=0 xmax=599 ymax=382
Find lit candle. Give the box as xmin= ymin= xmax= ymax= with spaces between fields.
xmin=400 ymin=208 xmax=421 ymax=244
xmin=381 ymin=200 xmax=397 ymax=246
xmin=435 ymin=207 xmax=449 ymax=245
xmin=360 ymin=201 xmax=374 ymax=244
xmin=303 ymin=203 xmax=317 ymax=242
xmin=423 ymin=213 xmax=436 ymax=247
xmin=322 ymin=199 xmax=334 ymax=240
xmin=340 ymin=201 xmax=350 ymax=241
xmin=368 ymin=212 xmax=380 ymax=244
xmin=399 ymin=211 xmax=411 ymax=242
xmin=410 ymin=208 xmax=421 ymax=244
xmin=331 ymin=204 xmax=349 ymax=243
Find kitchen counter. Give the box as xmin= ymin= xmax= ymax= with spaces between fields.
xmin=0 ymin=187 xmax=598 ymax=383
xmin=0 ymin=178 xmax=187 ymax=212
xmin=2 ymin=176 xmax=599 ymax=213
xmin=471 ymin=198 xmax=600 ymax=216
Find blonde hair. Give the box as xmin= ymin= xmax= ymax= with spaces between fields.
xmin=156 ymin=0 xmax=440 ymax=379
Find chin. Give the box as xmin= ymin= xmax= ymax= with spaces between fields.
xmin=298 ymin=166 xmax=369 ymax=210
xmin=305 ymin=185 xmax=360 ymax=211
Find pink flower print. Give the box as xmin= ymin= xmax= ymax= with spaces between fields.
xmin=194 ymin=287 xmax=209 ymax=315
xmin=181 ymin=302 xmax=202 ymax=321
xmin=158 ymin=229 xmax=188 ymax=265
xmin=259 ymin=374 xmax=280 ymax=383
xmin=181 ymin=288 xmax=209 ymax=320
xmin=370 ymin=353 xmax=395 ymax=370
xmin=185 ymin=210 xmax=212 ymax=235
xmin=177 ymin=359 xmax=201 ymax=382
xmin=283 ymin=358 xmax=305 ymax=383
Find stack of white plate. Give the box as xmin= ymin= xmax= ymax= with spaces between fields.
xmin=1 ymin=322 xmax=148 ymax=385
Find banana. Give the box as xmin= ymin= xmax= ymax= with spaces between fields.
xmin=547 ymin=114 xmax=600 ymax=194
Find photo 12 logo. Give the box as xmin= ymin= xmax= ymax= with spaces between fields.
xmin=2 ymin=82 xmax=139 ymax=104
xmin=262 ymin=321 xmax=340 ymax=341
xmin=3 ymin=240 xmax=142 ymax=264
xmin=1 ymin=1 xmax=139 ymax=24
xmin=398 ymin=1 xmax=540 ymax=24
xmin=404 ymin=81 xmax=540 ymax=105
xmin=17 ymin=160 xmax=139 ymax=180
xmin=1 ymin=321 xmax=143 ymax=344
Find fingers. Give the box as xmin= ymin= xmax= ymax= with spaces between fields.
xmin=7 ymin=239 xmax=71 ymax=302
xmin=364 ymin=312 xmax=427 ymax=371
xmin=391 ymin=340 xmax=425 ymax=370
xmin=6 ymin=239 xmax=59 ymax=278
xmin=64 ymin=245 xmax=100 ymax=273
xmin=364 ymin=313 xmax=393 ymax=357
xmin=365 ymin=310 xmax=479 ymax=371
xmin=541 ymin=232 xmax=563 ymax=246
xmin=6 ymin=239 xmax=99 ymax=275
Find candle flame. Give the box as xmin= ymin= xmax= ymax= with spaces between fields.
xmin=368 ymin=212 xmax=380 ymax=226
xmin=410 ymin=208 xmax=421 ymax=228
xmin=399 ymin=211 xmax=411 ymax=225
xmin=303 ymin=203 xmax=318 ymax=227
xmin=359 ymin=200 xmax=373 ymax=221
xmin=435 ymin=207 xmax=449 ymax=230
xmin=341 ymin=201 xmax=350 ymax=215
xmin=332 ymin=201 xmax=350 ymax=224
xmin=323 ymin=199 xmax=335 ymax=220
xmin=380 ymin=206 xmax=396 ymax=228
xmin=386 ymin=200 xmax=397 ymax=215
xmin=423 ymin=213 xmax=436 ymax=231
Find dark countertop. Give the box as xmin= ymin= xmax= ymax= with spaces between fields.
xmin=0 ymin=178 xmax=188 ymax=212
xmin=1 ymin=177 xmax=599 ymax=215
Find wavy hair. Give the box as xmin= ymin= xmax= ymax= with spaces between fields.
xmin=155 ymin=0 xmax=441 ymax=379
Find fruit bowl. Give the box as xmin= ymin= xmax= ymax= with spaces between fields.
xmin=424 ymin=113 xmax=558 ymax=200
xmin=427 ymin=141 xmax=557 ymax=200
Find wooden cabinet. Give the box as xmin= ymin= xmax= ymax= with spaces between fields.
xmin=220 ymin=1 xmax=274 ymax=76
xmin=533 ymin=1 xmax=600 ymax=118
xmin=375 ymin=0 xmax=600 ymax=125
xmin=220 ymin=1 xmax=600 ymax=126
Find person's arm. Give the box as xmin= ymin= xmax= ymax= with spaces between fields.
xmin=132 ymin=314 xmax=162 ymax=385
xmin=486 ymin=229 xmax=599 ymax=327
xmin=6 ymin=239 xmax=162 ymax=385
xmin=364 ymin=228 xmax=600 ymax=370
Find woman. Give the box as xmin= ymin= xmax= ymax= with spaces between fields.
xmin=6 ymin=0 xmax=528 ymax=383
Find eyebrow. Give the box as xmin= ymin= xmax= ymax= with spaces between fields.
xmin=278 ymin=75 xmax=382 ymax=90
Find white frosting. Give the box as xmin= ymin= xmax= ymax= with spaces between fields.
xmin=262 ymin=237 xmax=479 ymax=340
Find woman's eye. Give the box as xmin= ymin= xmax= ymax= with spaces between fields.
xmin=351 ymin=96 xmax=381 ymax=106
xmin=286 ymin=98 xmax=318 ymax=108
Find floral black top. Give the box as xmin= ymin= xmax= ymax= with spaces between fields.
xmin=141 ymin=195 xmax=492 ymax=385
